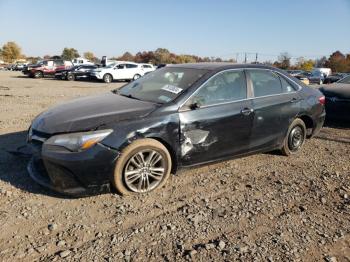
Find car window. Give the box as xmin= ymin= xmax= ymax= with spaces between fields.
xmin=117 ymin=64 xmax=126 ymax=69
xmin=280 ymin=76 xmax=295 ymax=93
xmin=249 ymin=70 xmax=282 ymax=97
xmin=143 ymin=65 xmax=152 ymax=68
xmin=188 ymin=70 xmax=247 ymax=107
xmin=126 ymin=64 xmax=138 ymax=69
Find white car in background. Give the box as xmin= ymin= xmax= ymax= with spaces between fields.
xmin=90 ymin=62 xmax=147 ymax=83
xmin=141 ymin=64 xmax=156 ymax=74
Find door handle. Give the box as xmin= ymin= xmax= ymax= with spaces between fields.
xmin=290 ymin=97 xmax=299 ymax=103
xmin=241 ymin=108 xmax=254 ymax=116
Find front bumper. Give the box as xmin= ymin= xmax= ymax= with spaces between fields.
xmin=27 ymin=139 xmax=120 ymax=196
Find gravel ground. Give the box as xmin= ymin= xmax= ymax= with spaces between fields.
xmin=0 ymin=71 xmax=349 ymax=262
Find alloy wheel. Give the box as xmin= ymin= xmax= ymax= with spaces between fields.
xmin=124 ymin=149 xmax=165 ymax=193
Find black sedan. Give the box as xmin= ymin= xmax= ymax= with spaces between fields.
xmin=55 ymin=65 xmax=98 ymax=81
xmin=323 ymin=73 xmax=348 ymax=84
xmin=319 ymin=75 xmax=350 ymax=121
xmin=27 ymin=63 xmax=325 ymax=196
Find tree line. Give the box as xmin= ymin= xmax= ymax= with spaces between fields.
xmin=1 ymin=41 xmax=350 ymax=73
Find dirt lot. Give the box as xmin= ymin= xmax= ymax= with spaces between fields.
xmin=0 ymin=71 xmax=349 ymax=262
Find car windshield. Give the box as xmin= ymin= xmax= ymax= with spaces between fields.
xmin=338 ymin=75 xmax=350 ymax=84
xmin=115 ymin=67 xmax=208 ymax=104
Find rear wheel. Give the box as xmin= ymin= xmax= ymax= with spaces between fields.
xmin=103 ymin=73 xmax=112 ymax=83
xmin=281 ymin=118 xmax=306 ymax=156
xmin=113 ymin=139 xmax=172 ymax=195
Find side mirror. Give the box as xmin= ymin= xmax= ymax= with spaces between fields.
xmin=189 ymin=102 xmax=200 ymax=110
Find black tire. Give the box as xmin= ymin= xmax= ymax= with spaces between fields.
xmin=66 ymin=73 xmax=75 ymax=81
xmin=133 ymin=74 xmax=141 ymax=81
xmin=103 ymin=73 xmax=112 ymax=83
xmin=34 ymin=71 xmax=43 ymax=78
xmin=281 ymin=118 xmax=306 ymax=156
xmin=113 ymin=139 xmax=172 ymax=195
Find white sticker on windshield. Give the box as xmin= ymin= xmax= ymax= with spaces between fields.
xmin=161 ymin=84 xmax=183 ymax=94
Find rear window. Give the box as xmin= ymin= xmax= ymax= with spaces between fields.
xmin=248 ymin=70 xmax=282 ymax=97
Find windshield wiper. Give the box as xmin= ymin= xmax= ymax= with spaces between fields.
xmin=119 ymin=93 xmax=141 ymax=101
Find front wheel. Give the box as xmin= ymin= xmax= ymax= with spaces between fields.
xmin=34 ymin=71 xmax=43 ymax=78
xmin=66 ymin=73 xmax=75 ymax=81
xmin=281 ymin=118 xmax=306 ymax=156
xmin=113 ymin=139 xmax=172 ymax=195
xmin=103 ymin=73 xmax=112 ymax=83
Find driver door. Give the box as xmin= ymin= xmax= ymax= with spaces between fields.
xmin=113 ymin=64 xmax=127 ymax=80
xmin=179 ymin=69 xmax=254 ymax=165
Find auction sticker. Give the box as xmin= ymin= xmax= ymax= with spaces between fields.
xmin=161 ymin=84 xmax=183 ymax=94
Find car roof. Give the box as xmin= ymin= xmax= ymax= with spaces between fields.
xmin=167 ymin=62 xmax=278 ymax=71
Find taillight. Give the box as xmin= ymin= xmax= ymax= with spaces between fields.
xmin=319 ymin=96 xmax=325 ymax=105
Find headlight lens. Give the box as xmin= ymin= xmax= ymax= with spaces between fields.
xmin=45 ymin=129 xmax=113 ymax=152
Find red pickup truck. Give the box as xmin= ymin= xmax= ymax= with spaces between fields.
xmin=28 ymin=59 xmax=73 ymax=78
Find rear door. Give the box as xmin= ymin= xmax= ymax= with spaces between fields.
xmin=246 ymin=69 xmax=301 ymax=151
xmin=125 ymin=63 xmax=139 ymax=79
xmin=179 ymin=69 xmax=254 ymax=165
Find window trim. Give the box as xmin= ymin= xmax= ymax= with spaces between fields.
xmin=179 ymin=69 xmax=249 ymax=112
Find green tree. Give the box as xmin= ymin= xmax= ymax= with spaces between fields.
xmin=1 ymin=41 xmax=22 ymax=63
xmin=61 ymin=48 xmax=80 ymax=61
xmin=83 ymin=51 xmax=95 ymax=61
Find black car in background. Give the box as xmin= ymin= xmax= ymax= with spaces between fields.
xmin=27 ymin=63 xmax=325 ymax=196
xmin=323 ymin=73 xmax=348 ymax=84
xmin=319 ymin=75 xmax=350 ymax=121
xmin=55 ymin=65 xmax=98 ymax=81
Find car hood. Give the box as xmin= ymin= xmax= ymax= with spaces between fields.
xmin=319 ymin=83 xmax=350 ymax=99
xmin=31 ymin=93 xmax=157 ymax=134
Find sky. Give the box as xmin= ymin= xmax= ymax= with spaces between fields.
xmin=0 ymin=0 xmax=349 ymax=63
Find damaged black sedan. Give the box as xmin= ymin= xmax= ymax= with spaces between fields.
xmin=27 ymin=63 xmax=325 ymax=196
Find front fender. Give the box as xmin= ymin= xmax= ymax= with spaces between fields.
xmin=100 ymin=113 xmax=180 ymax=160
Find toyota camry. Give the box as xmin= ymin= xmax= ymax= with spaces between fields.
xmin=27 ymin=63 xmax=326 ymax=196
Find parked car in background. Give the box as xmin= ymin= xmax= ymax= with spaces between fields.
xmin=141 ymin=64 xmax=156 ymax=74
xmin=27 ymin=63 xmax=325 ymax=196
xmin=308 ymin=71 xmax=325 ymax=85
xmin=294 ymin=71 xmax=311 ymax=85
xmin=319 ymin=75 xmax=350 ymax=121
xmin=323 ymin=73 xmax=348 ymax=84
xmin=90 ymin=62 xmax=146 ymax=83
xmin=72 ymin=58 xmax=95 ymax=66
xmin=28 ymin=59 xmax=73 ymax=78
xmin=287 ymin=70 xmax=305 ymax=77
xmin=55 ymin=65 xmax=98 ymax=81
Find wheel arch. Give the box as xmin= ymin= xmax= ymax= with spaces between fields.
xmin=148 ymin=136 xmax=178 ymax=174
xmin=297 ymin=114 xmax=314 ymax=138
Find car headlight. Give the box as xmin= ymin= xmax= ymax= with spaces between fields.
xmin=45 ymin=129 xmax=113 ymax=152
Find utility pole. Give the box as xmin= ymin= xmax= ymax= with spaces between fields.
xmin=255 ymin=53 xmax=258 ymax=63
xmin=244 ymin=53 xmax=247 ymax=64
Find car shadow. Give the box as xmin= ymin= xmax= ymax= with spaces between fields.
xmin=0 ymin=130 xmax=80 ymax=199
